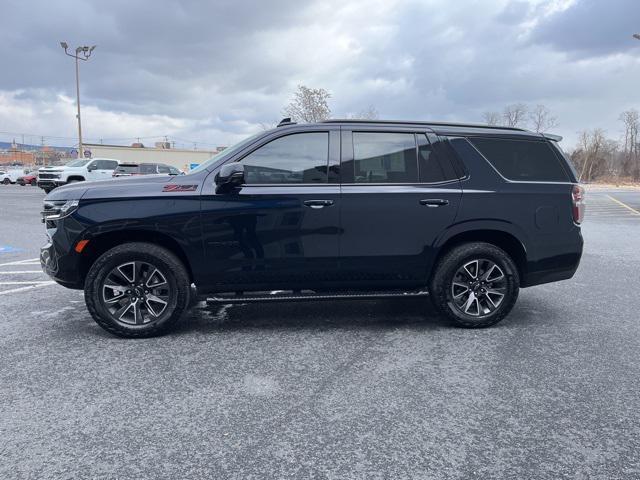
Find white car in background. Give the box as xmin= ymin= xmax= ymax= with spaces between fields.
xmin=1 ymin=169 xmax=23 ymax=184
xmin=37 ymin=158 xmax=120 ymax=193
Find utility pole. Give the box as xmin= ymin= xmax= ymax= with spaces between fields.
xmin=60 ymin=42 xmax=96 ymax=159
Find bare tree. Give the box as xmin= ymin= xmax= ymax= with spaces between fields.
xmin=573 ymin=129 xmax=618 ymax=182
xmin=259 ymin=122 xmax=278 ymax=131
xmin=482 ymin=111 xmax=501 ymax=126
xmin=528 ymin=104 xmax=558 ymax=133
xmin=502 ymin=103 xmax=528 ymax=128
xmin=620 ymin=109 xmax=640 ymax=179
xmin=283 ymin=85 xmax=332 ymax=123
xmin=350 ymin=105 xmax=379 ymax=120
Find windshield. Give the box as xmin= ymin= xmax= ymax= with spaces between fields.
xmin=189 ymin=132 xmax=265 ymax=173
xmin=66 ymin=159 xmax=91 ymax=168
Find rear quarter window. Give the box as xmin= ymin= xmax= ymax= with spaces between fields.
xmin=468 ymin=137 xmax=569 ymax=182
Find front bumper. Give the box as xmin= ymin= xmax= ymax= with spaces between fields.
xmin=37 ymin=180 xmax=58 ymax=189
xmin=40 ymin=240 xmax=83 ymax=289
xmin=40 ymin=216 xmax=86 ymax=290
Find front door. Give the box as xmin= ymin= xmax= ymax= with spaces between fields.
xmin=339 ymin=129 xmax=462 ymax=288
xmin=200 ymin=128 xmax=341 ymax=291
xmin=88 ymin=159 xmax=118 ymax=181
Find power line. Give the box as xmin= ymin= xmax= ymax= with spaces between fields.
xmin=0 ymin=130 xmax=223 ymax=148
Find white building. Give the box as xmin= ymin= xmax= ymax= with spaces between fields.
xmin=83 ymin=143 xmax=222 ymax=171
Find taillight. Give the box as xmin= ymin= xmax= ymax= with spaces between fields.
xmin=572 ymin=184 xmax=585 ymax=224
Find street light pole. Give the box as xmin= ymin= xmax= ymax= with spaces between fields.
xmin=60 ymin=42 xmax=96 ymax=159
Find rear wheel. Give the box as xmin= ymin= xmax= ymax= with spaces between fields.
xmin=2 ymin=178 xmax=10 ymax=184
xmin=430 ymin=242 xmax=519 ymax=328
xmin=85 ymin=242 xmax=190 ymax=338
xmin=30 ymin=179 xmax=37 ymax=186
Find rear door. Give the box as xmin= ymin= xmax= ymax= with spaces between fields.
xmin=339 ymin=127 xmax=462 ymax=288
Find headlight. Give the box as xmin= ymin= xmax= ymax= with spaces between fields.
xmin=41 ymin=200 xmax=80 ymax=222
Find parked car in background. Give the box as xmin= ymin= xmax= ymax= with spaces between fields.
xmin=17 ymin=172 xmax=38 ymax=186
xmin=37 ymin=158 xmax=120 ymax=193
xmin=113 ymin=162 xmax=183 ymax=177
xmin=1 ymin=169 xmax=23 ymax=184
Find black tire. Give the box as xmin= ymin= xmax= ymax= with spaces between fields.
xmin=84 ymin=242 xmax=190 ymax=338
xmin=2 ymin=178 xmax=10 ymax=185
xmin=30 ymin=179 xmax=37 ymax=186
xmin=430 ymin=242 xmax=520 ymax=328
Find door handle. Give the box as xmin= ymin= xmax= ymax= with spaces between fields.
xmin=419 ymin=199 xmax=449 ymax=207
xmin=304 ymin=199 xmax=334 ymax=209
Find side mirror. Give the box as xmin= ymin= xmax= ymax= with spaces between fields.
xmin=215 ymin=163 xmax=245 ymax=192
xmin=87 ymin=166 xmax=95 ymax=172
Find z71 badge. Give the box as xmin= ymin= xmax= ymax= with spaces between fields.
xmin=162 ymin=184 xmax=198 ymax=192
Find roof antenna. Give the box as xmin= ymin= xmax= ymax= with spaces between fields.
xmin=277 ymin=117 xmax=296 ymax=127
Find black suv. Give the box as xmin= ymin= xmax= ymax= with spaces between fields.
xmin=40 ymin=119 xmax=584 ymax=338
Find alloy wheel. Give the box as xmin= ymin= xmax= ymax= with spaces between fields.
xmin=451 ymin=258 xmax=507 ymax=317
xmin=101 ymin=261 xmax=172 ymax=326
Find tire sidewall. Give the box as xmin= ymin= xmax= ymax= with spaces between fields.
xmin=432 ymin=243 xmax=520 ymax=327
xmin=85 ymin=245 xmax=189 ymax=336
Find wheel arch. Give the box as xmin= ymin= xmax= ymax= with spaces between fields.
xmin=434 ymin=227 xmax=528 ymax=281
xmin=66 ymin=176 xmax=85 ymax=182
xmin=78 ymin=230 xmax=194 ymax=285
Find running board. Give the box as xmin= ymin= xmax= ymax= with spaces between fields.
xmin=206 ymin=289 xmax=429 ymax=305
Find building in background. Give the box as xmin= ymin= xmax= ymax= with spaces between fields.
xmin=0 ymin=139 xmax=35 ymax=167
xmin=83 ymin=143 xmax=223 ymax=171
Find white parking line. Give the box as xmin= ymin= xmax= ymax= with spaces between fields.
xmin=0 ymin=257 xmax=40 ymax=267
xmin=0 ymin=281 xmax=53 ymax=285
xmin=0 ymin=271 xmax=44 ymax=274
xmin=0 ymin=282 xmax=55 ymax=296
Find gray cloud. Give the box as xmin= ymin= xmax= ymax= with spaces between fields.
xmin=528 ymin=0 xmax=640 ymax=58
xmin=1 ymin=0 xmax=640 ymax=148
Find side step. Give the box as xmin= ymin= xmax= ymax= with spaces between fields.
xmin=206 ymin=289 xmax=429 ymax=305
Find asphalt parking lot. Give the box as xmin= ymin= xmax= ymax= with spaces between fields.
xmin=1 ymin=184 xmax=640 ymax=479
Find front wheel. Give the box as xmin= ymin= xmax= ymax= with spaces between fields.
xmin=84 ymin=242 xmax=190 ymax=338
xmin=430 ymin=242 xmax=520 ymax=328
xmin=2 ymin=178 xmax=10 ymax=184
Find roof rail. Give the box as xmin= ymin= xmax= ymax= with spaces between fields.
xmin=277 ymin=117 xmax=296 ymax=127
xmin=321 ymin=119 xmax=528 ymax=132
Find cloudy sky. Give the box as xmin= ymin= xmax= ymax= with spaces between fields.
xmin=1 ymin=0 xmax=639 ymax=150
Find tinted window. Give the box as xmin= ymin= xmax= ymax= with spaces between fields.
xmin=241 ymin=132 xmax=328 ymax=184
xmin=169 ymin=167 xmax=181 ymax=175
xmin=352 ymin=132 xmax=417 ymax=183
xmin=157 ymin=165 xmax=171 ymax=174
xmin=139 ymin=164 xmax=158 ymax=174
xmin=115 ymin=165 xmax=139 ymax=174
xmin=418 ymin=134 xmax=459 ymax=183
xmin=94 ymin=160 xmax=118 ymax=170
xmin=469 ymin=137 xmax=569 ymax=182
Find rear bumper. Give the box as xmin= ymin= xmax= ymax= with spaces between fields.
xmin=521 ymin=231 xmax=584 ymax=287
